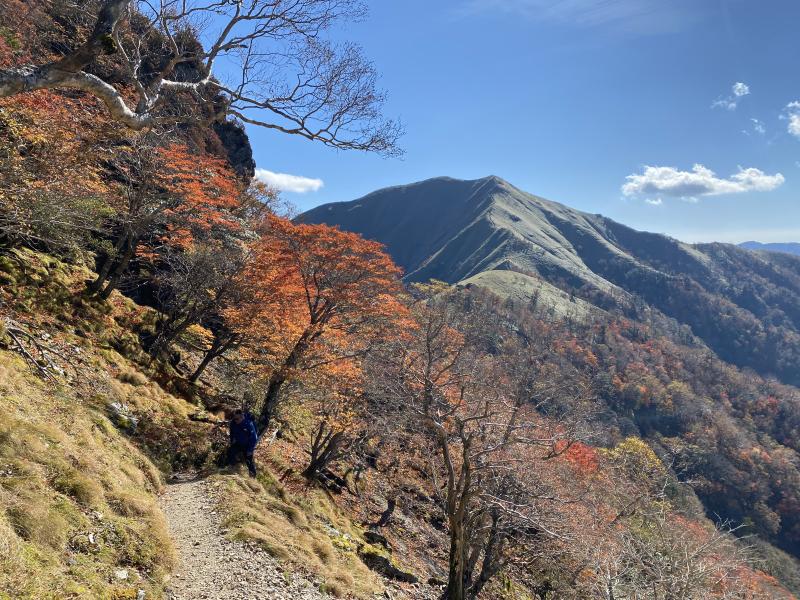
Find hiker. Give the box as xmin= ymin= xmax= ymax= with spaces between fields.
xmin=228 ymin=409 xmax=258 ymax=477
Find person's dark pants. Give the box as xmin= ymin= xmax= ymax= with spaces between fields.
xmin=227 ymin=443 xmax=257 ymax=477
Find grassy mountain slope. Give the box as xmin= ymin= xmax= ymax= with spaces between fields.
xmin=459 ymin=269 xmax=597 ymax=319
xmin=300 ymin=176 xmax=800 ymax=386
xmin=0 ymin=250 xmax=197 ymax=599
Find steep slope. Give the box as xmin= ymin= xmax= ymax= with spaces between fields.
xmin=301 ymin=176 xmax=800 ymax=386
xmin=302 ymin=176 xmax=633 ymax=293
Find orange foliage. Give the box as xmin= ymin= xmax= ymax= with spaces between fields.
xmin=557 ymin=440 xmax=599 ymax=476
xmin=156 ymin=144 xmax=245 ymax=249
xmin=226 ymin=215 xmax=408 ymax=380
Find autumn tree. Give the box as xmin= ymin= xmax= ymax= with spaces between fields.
xmin=373 ymin=295 xmax=595 ymax=600
xmin=85 ymin=134 xmax=169 ymax=298
xmin=0 ymin=0 xmax=400 ymax=154
xmin=556 ymin=437 xmax=787 ymax=600
xmin=88 ymin=140 xmax=252 ymax=301
xmin=143 ymin=175 xmax=279 ymax=364
xmin=273 ymin=359 xmax=371 ymax=482
xmin=0 ymin=91 xmax=114 ymax=255
xmin=226 ymin=216 xmax=407 ymax=439
xmin=146 ymin=242 xmax=242 ymax=361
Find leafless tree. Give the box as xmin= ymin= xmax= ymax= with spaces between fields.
xmin=375 ymin=297 xmax=595 ymax=600
xmin=567 ymin=438 xmax=773 ymax=600
xmin=0 ymin=0 xmax=401 ymax=154
xmin=598 ymin=510 xmax=761 ymax=600
xmin=149 ymin=241 xmax=246 ymax=359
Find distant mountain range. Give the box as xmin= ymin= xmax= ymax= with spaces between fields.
xmin=301 ymin=175 xmax=800 ymax=387
xmin=740 ymin=241 xmax=800 ymax=256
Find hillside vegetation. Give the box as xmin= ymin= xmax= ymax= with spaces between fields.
xmin=1 ymin=2 xmax=800 ymax=599
xmin=740 ymin=242 xmax=800 ymax=256
xmin=0 ymin=250 xmax=196 ymax=599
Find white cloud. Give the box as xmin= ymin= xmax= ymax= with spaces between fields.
xmin=712 ymin=98 xmax=738 ymax=111
xmin=749 ymin=118 xmax=766 ymax=135
xmin=783 ymin=101 xmax=800 ymax=138
xmin=645 ymin=198 xmax=663 ymax=206
xmin=732 ymin=82 xmax=750 ymax=97
xmin=622 ymin=164 xmax=785 ymax=202
xmin=712 ymin=82 xmax=750 ymax=111
xmin=253 ymin=169 xmax=324 ymax=194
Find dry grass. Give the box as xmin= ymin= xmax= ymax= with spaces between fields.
xmin=0 ymin=251 xmax=207 ymax=599
xmin=117 ymin=369 xmax=149 ymax=387
xmin=0 ymin=353 xmax=178 ymax=599
xmin=214 ymin=471 xmax=385 ymax=599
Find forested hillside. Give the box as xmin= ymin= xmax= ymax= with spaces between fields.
xmin=1 ymin=2 xmax=799 ymax=600
xmin=303 ymin=175 xmax=800 ymax=585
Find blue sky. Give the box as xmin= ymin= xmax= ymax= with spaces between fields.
xmin=243 ymin=0 xmax=800 ymax=243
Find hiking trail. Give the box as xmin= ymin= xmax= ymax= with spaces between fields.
xmin=160 ymin=476 xmax=328 ymax=600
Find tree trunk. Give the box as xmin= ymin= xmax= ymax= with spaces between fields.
xmin=88 ymin=250 xmax=118 ymax=294
xmin=257 ymin=375 xmax=284 ymax=437
xmin=467 ymin=512 xmax=500 ymax=599
xmin=443 ymin=519 xmax=467 ymax=600
xmin=189 ymin=346 xmax=217 ymax=383
xmin=149 ymin=314 xmax=195 ymax=358
xmin=188 ymin=332 xmax=238 ymax=383
xmin=256 ymin=330 xmax=315 ymax=437
xmin=88 ymin=230 xmax=129 ymax=294
xmin=98 ymin=233 xmax=136 ymax=299
xmin=0 ymin=1 xmax=154 ymax=130
xmin=304 ymin=425 xmax=345 ymax=479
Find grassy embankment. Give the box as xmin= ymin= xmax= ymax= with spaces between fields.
xmin=0 ymin=249 xmax=405 ymax=599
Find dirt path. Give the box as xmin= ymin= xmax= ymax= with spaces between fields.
xmin=160 ymin=476 xmax=328 ymax=600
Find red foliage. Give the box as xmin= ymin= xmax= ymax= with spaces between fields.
xmin=557 ymin=440 xmax=600 ymax=476
xmin=156 ymin=144 xmax=244 ymax=248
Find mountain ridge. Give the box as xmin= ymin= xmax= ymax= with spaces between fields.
xmin=740 ymin=241 xmax=800 ymax=256
xmin=301 ymin=175 xmax=800 ymax=387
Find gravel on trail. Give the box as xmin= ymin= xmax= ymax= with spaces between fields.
xmin=160 ymin=476 xmax=329 ymax=600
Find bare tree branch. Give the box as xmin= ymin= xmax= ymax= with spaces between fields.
xmin=0 ymin=0 xmax=402 ymax=154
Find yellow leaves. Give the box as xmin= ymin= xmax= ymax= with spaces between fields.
xmin=601 ymin=437 xmax=667 ymax=482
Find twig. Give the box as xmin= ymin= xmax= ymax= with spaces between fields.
xmin=4 ymin=323 xmax=53 ymax=379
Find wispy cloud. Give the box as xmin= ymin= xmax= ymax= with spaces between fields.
xmin=622 ymin=164 xmax=785 ymax=202
xmin=712 ymin=82 xmax=750 ymax=111
xmin=743 ymin=118 xmax=765 ymax=136
xmin=783 ymin=101 xmax=800 ymax=138
xmin=254 ymin=169 xmax=324 ymax=194
xmin=457 ymin=0 xmax=697 ymax=34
